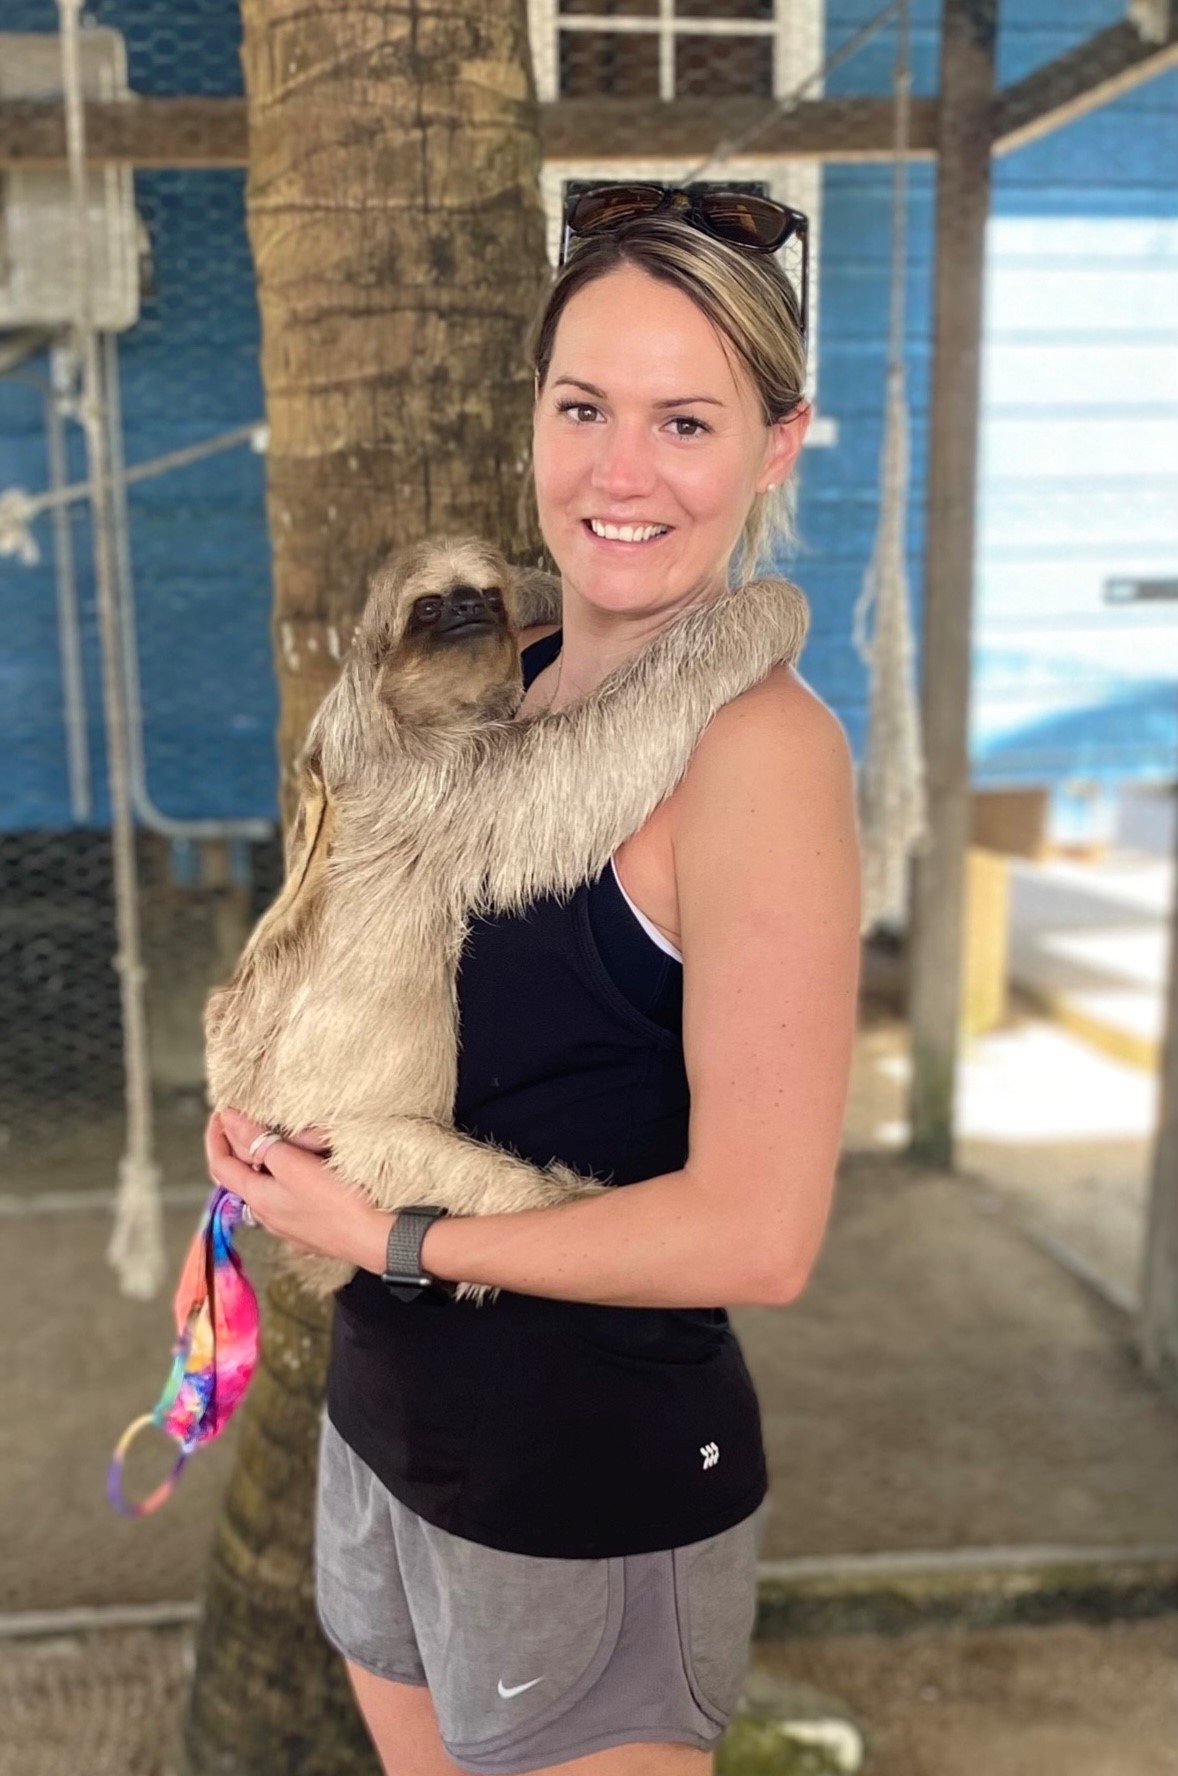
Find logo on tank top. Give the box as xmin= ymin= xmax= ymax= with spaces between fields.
xmin=700 ymin=1441 xmax=720 ymax=1470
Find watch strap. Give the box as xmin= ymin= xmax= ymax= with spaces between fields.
xmin=382 ymin=1206 xmax=448 ymax=1301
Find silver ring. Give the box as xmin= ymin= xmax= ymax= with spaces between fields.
xmin=240 ymin=1202 xmax=257 ymax=1228
xmin=248 ymin=1129 xmax=284 ymax=1166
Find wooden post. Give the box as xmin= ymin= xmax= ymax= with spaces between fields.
xmin=1140 ymin=786 xmax=1178 ymax=1391
xmin=908 ymin=0 xmax=998 ymax=1165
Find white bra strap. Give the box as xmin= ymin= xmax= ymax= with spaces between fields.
xmin=608 ymin=856 xmax=683 ymax=964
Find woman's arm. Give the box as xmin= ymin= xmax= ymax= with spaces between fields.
xmin=215 ymin=667 xmax=861 ymax=1309
xmin=417 ymin=666 xmax=860 ymax=1306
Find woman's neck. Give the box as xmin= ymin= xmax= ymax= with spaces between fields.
xmin=540 ymin=576 xmax=727 ymax=713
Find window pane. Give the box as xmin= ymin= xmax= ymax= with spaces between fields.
xmin=675 ymin=0 xmax=773 ymax=19
xmin=559 ymin=29 xmax=661 ymax=97
xmin=561 ymin=0 xmax=659 ymax=15
xmin=674 ymin=34 xmax=772 ymax=97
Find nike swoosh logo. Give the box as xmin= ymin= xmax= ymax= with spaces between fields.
xmin=498 ymin=1677 xmax=544 ymax=1699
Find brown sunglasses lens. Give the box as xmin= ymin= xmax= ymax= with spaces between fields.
xmin=567 ymin=185 xmax=665 ymax=233
xmin=568 ymin=185 xmax=800 ymax=254
xmin=698 ymin=193 xmax=795 ymax=250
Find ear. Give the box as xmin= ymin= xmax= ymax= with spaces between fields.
xmin=244 ymin=746 xmax=336 ymax=960
xmin=758 ymin=400 xmax=811 ymax=494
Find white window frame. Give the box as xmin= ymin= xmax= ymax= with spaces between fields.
xmin=0 ymin=31 xmax=139 ymax=332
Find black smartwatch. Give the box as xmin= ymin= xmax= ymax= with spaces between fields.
xmin=381 ymin=1206 xmax=451 ymax=1301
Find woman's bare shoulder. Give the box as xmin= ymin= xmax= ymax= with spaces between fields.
xmin=671 ymin=662 xmax=854 ymax=839
xmin=700 ymin=662 xmax=851 ymax=773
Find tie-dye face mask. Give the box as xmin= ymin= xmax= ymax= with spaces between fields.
xmin=108 ymin=1186 xmax=259 ymax=1517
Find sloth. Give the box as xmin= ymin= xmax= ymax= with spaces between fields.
xmin=204 ymin=534 xmax=809 ymax=1299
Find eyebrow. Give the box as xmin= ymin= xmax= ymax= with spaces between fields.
xmin=551 ymin=376 xmax=726 ymax=410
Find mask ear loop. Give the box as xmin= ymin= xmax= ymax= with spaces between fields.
xmin=106 ymin=1343 xmax=199 ymax=1517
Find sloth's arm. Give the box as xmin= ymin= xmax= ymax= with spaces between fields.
xmin=242 ymin=748 xmax=334 ymax=958
xmin=331 ymin=1114 xmax=606 ymax=1225
xmin=368 ymin=1119 xmax=605 ymax=1304
xmin=513 ymin=566 xmax=563 ymax=629
xmin=461 ymin=708 xmax=694 ymax=914
xmin=462 ymin=578 xmax=809 ymax=914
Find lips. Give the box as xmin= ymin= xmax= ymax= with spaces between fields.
xmin=581 ymin=520 xmax=672 ymax=547
xmin=436 ymin=616 xmax=497 ymax=638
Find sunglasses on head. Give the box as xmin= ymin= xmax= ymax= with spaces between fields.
xmin=560 ymin=181 xmax=810 ymax=341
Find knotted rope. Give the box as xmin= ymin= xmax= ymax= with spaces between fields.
xmin=57 ymin=0 xmax=162 ymax=1298
xmin=851 ymin=0 xmax=928 ymax=932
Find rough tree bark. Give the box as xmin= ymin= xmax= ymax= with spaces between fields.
xmin=181 ymin=1 xmax=549 ymax=1767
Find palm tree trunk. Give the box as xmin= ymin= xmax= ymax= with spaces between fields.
xmin=181 ymin=1 xmax=548 ymax=1766
xmin=247 ymin=0 xmax=548 ymax=817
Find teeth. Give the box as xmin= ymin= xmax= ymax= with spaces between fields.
xmin=589 ymin=519 xmax=669 ymax=543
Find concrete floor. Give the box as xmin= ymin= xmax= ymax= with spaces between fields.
xmin=1008 ymin=851 xmax=1171 ymax=1066
xmin=4 ymin=1616 xmax=1175 ymax=1776
xmin=753 ymin=1616 xmax=1178 ymax=1776
xmin=845 ymin=1007 xmax=1155 ymax=1312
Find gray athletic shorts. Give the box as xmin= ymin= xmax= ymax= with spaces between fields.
xmin=314 ymin=1414 xmax=769 ymax=1773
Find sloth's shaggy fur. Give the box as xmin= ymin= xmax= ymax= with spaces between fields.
xmin=204 ymin=534 xmax=809 ymax=1298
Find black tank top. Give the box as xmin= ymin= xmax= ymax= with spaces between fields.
xmin=326 ymin=630 xmax=768 ymax=1557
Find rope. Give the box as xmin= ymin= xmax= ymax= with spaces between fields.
xmin=1127 ymin=0 xmax=1170 ymax=44
xmin=680 ymin=0 xmax=906 ymax=183
xmin=0 ymin=422 xmax=267 ymax=565
xmin=850 ymin=0 xmax=928 ymax=932
xmin=56 ymin=0 xmax=163 ymax=1300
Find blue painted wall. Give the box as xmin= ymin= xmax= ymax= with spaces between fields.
xmin=809 ymin=0 xmax=1178 ymax=793
xmin=1 ymin=0 xmax=1176 ymax=829
xmin=0 ymin=0 xmax=275 ymax=830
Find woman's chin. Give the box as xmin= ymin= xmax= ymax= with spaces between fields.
xmin=570 ymin=535 xmax=681 ymax=601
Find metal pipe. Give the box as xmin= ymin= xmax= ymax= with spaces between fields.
xmin=44 ymin=357 xmax=91 ymax=820
xmin=101 ymin=329 xmax=271 ymax=842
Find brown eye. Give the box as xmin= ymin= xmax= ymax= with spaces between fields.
xmin=483 ymin=589 xmax=505 ymax=613
xmin=414 ymin=596 xmax=443 ymax=623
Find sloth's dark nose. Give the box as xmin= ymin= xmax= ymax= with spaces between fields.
xmin=448 ymin=584 xmax=488 ymax=622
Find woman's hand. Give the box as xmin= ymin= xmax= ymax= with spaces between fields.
xmin=205 ymin=1108 xmax=390 ymax=1273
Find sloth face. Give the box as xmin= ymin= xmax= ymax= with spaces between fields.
xmin=358 ymin=538 xmax=524 ymax=725
xmin=407 ymin=582 xmax=508 ymax=644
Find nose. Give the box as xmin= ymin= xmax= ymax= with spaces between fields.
xmin=590 ymin=419 xmax=658 ymax=500
xmin=447 ymin=584 xmax=489 ymax=623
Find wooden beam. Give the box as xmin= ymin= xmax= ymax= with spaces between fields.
xmin=1141 ymin=791 xmax=1178 ymax=1393
xmin=0 ymin=96 xmax=249 ymax=168
xmin=542 ymin=96 xmax=939 ymax=163
xmin=994 ymin=8 xmax=1178 ymax=155
xmin=0 ymin=94 xmax=937 ymax=171
xmin=2 ymin=13 xmax=1175 ymax=174
xmin=907 ymin=0 xmax=998 ymax=1167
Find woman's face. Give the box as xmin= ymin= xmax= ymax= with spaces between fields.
xmin=532 ymin=263 xmax=808 ymax=618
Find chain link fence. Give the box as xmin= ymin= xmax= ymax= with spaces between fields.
xmin=1 ymin=7 xmax=279 ymax=1180
xmin=0 ymin=0 xmax=822 ymax=1194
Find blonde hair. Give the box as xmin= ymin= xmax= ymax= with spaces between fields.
xmin=525 ymin=213 xmax=807 ymax=586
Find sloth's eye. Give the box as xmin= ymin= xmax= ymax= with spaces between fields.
xmin=483 ymin=589 xmax=505 ymax=612
xmin=414 ymin=596 xmax=443 ymax=622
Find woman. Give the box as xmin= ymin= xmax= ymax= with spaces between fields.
xmin=208 ymin=201 xmax=861 ymax=1775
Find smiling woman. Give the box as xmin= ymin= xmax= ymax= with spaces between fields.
xmin=531 ymin=209 xmax=808 ymax=598
xmin=250 ymin=207 xmax=860 ymax=1776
